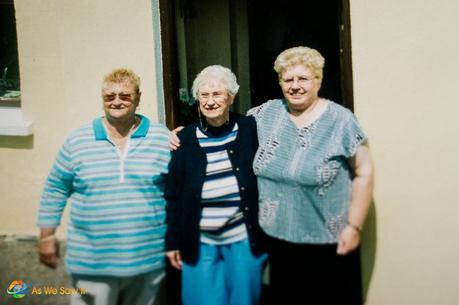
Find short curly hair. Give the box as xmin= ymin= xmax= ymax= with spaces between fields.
xmin=191 ymin=65 xmax=239 ymax=99
xmin=274 ymin=46 xmax=325 ymax=80
xmin=102 ymin=68 xmax=141 ymax=94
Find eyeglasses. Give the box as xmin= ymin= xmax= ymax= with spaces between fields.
xmin=281 ymin=76 xmax=316 ymax=87
xmin=198 ymin=92 xmax=227 ymax=103
xmin=102 ymin=93 xmax=135 ymax=102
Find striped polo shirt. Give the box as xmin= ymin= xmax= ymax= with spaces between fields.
xmin=197 ymin=123 xmax=247 ymax=245
xmin=38 ymin=115 xmax=171 ymax=276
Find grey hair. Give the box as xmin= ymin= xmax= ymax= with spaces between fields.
xmin=191 ymin=65 xmax=239 ymax=99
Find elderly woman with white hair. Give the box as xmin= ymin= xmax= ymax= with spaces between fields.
xmin=164 ymin=65 xmax=267 ymax=305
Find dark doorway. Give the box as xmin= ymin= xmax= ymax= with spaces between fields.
xmin=248 ymin=0 xmax=345 ymax=107
xmin=159 ymin=0 xmax=353 ymax=129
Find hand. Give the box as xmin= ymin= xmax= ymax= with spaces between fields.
xmin=166 ymin=250 xmax=183 ymax=270
xmin=38 ymin=238 xmax=60 ymax=268
xmin=169 ymin=126 xmax=184 ymax=151
xmin=336 ymin=225 xmax=361 ymax=255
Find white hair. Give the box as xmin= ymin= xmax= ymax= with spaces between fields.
xmin=191 ymin=65 xmax=239 ymax=99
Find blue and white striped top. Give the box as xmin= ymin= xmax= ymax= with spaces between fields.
xmin=37 ymin=115 xmax=171 ymax=276
xmin=197 ymin=123 xmax=247 ymax=245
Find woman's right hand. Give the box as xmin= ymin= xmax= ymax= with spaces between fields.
xmin=166 ymin=250 xmax=183 ymax=270
xmin=169 ymin=126 xmax=184 ymax=151
xmin=38 ymin=228 xmax=59 ymax=268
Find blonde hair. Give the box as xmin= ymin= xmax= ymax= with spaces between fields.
xmin=274 ymin=46 xmax=325 ymax=80
xmin=192 ymin=65 xmax=239 ymax=99
xmin=102 ymin=68 xmax=141 ymax=93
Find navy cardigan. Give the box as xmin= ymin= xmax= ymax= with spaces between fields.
xmin=164 ymin=113 xmax=266 ymax=264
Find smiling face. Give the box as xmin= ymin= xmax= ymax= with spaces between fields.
xmin=102 ymin=81 xmax=140 ymax=122
xmin=197 ymin=81 xmax=234 ymax=126
xmin=280 ymin=64 xmax=322 ymax=112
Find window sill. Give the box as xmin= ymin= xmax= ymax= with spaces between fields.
xmin=0 ymin=107 xmax=33 ymax=136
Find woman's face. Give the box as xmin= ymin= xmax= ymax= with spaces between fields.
xmin=102 ymin=81 xmax=139 ymax=122
xmin=279 ymin=64 xmax=322 ymax=111
xmin=197 ymin=81 xmax=234 ymax=125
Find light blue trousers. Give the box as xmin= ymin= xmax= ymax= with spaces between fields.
xmin=182 ymin=239 xmax=267 ymax=305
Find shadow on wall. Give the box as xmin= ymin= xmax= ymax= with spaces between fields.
xmin=361 ymin=200 xmax=378 ymax=303
xmin=0 ymin=135 xmax=34 ymax=149
xmin=0 ymin=236 xmax=166 ymax=305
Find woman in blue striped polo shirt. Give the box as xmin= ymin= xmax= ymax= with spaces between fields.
xmin=164 ymin=65 xmax=267 ymax=305
xmin=37 ymin=68 xmax=171 ymax=305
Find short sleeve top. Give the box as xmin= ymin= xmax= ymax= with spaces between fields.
xmin=248 ymin=99 xmax=367 ymax=243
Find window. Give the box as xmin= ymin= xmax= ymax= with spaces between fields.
xmin=0 ymin=0 xmax=20 ymax=103
xmin=0 ymin=0 xmax=32 ymax=136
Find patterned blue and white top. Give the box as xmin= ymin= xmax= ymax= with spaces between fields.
xmin=248 ymin=99 xmax=367 ymax=244
xmin=37 ymin=115 xmax=171 ymax=276
xmin=197 ymin=123 xmax=248 ymax=245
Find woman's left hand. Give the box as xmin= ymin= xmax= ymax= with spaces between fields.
xmin=336 ymin=225 xmax=361 ymax=255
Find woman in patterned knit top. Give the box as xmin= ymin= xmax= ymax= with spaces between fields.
xmin=247 ymin=46 xmax=374 ymax=305
xmin=164 ymin=65 xmax=267 ymax=305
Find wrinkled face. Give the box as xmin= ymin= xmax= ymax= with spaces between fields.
xmin=280 ymin=64 xmax=322 ymax=111
xmin=102 ymin=81 xmax=139 ymax=121
xmin=197 ymin=81 xmax=234 ymax=123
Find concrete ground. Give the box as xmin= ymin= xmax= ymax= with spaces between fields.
xmin=0 ymin=235 xmax=166 ymax=305
xmin=0 ymin=235 xmax=71 ymax=305
xmin=0 ymin=235 xmax=271 ymax=305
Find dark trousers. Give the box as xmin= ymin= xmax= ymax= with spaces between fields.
xmin=268 ymin=237 xmax=362 ymax=305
